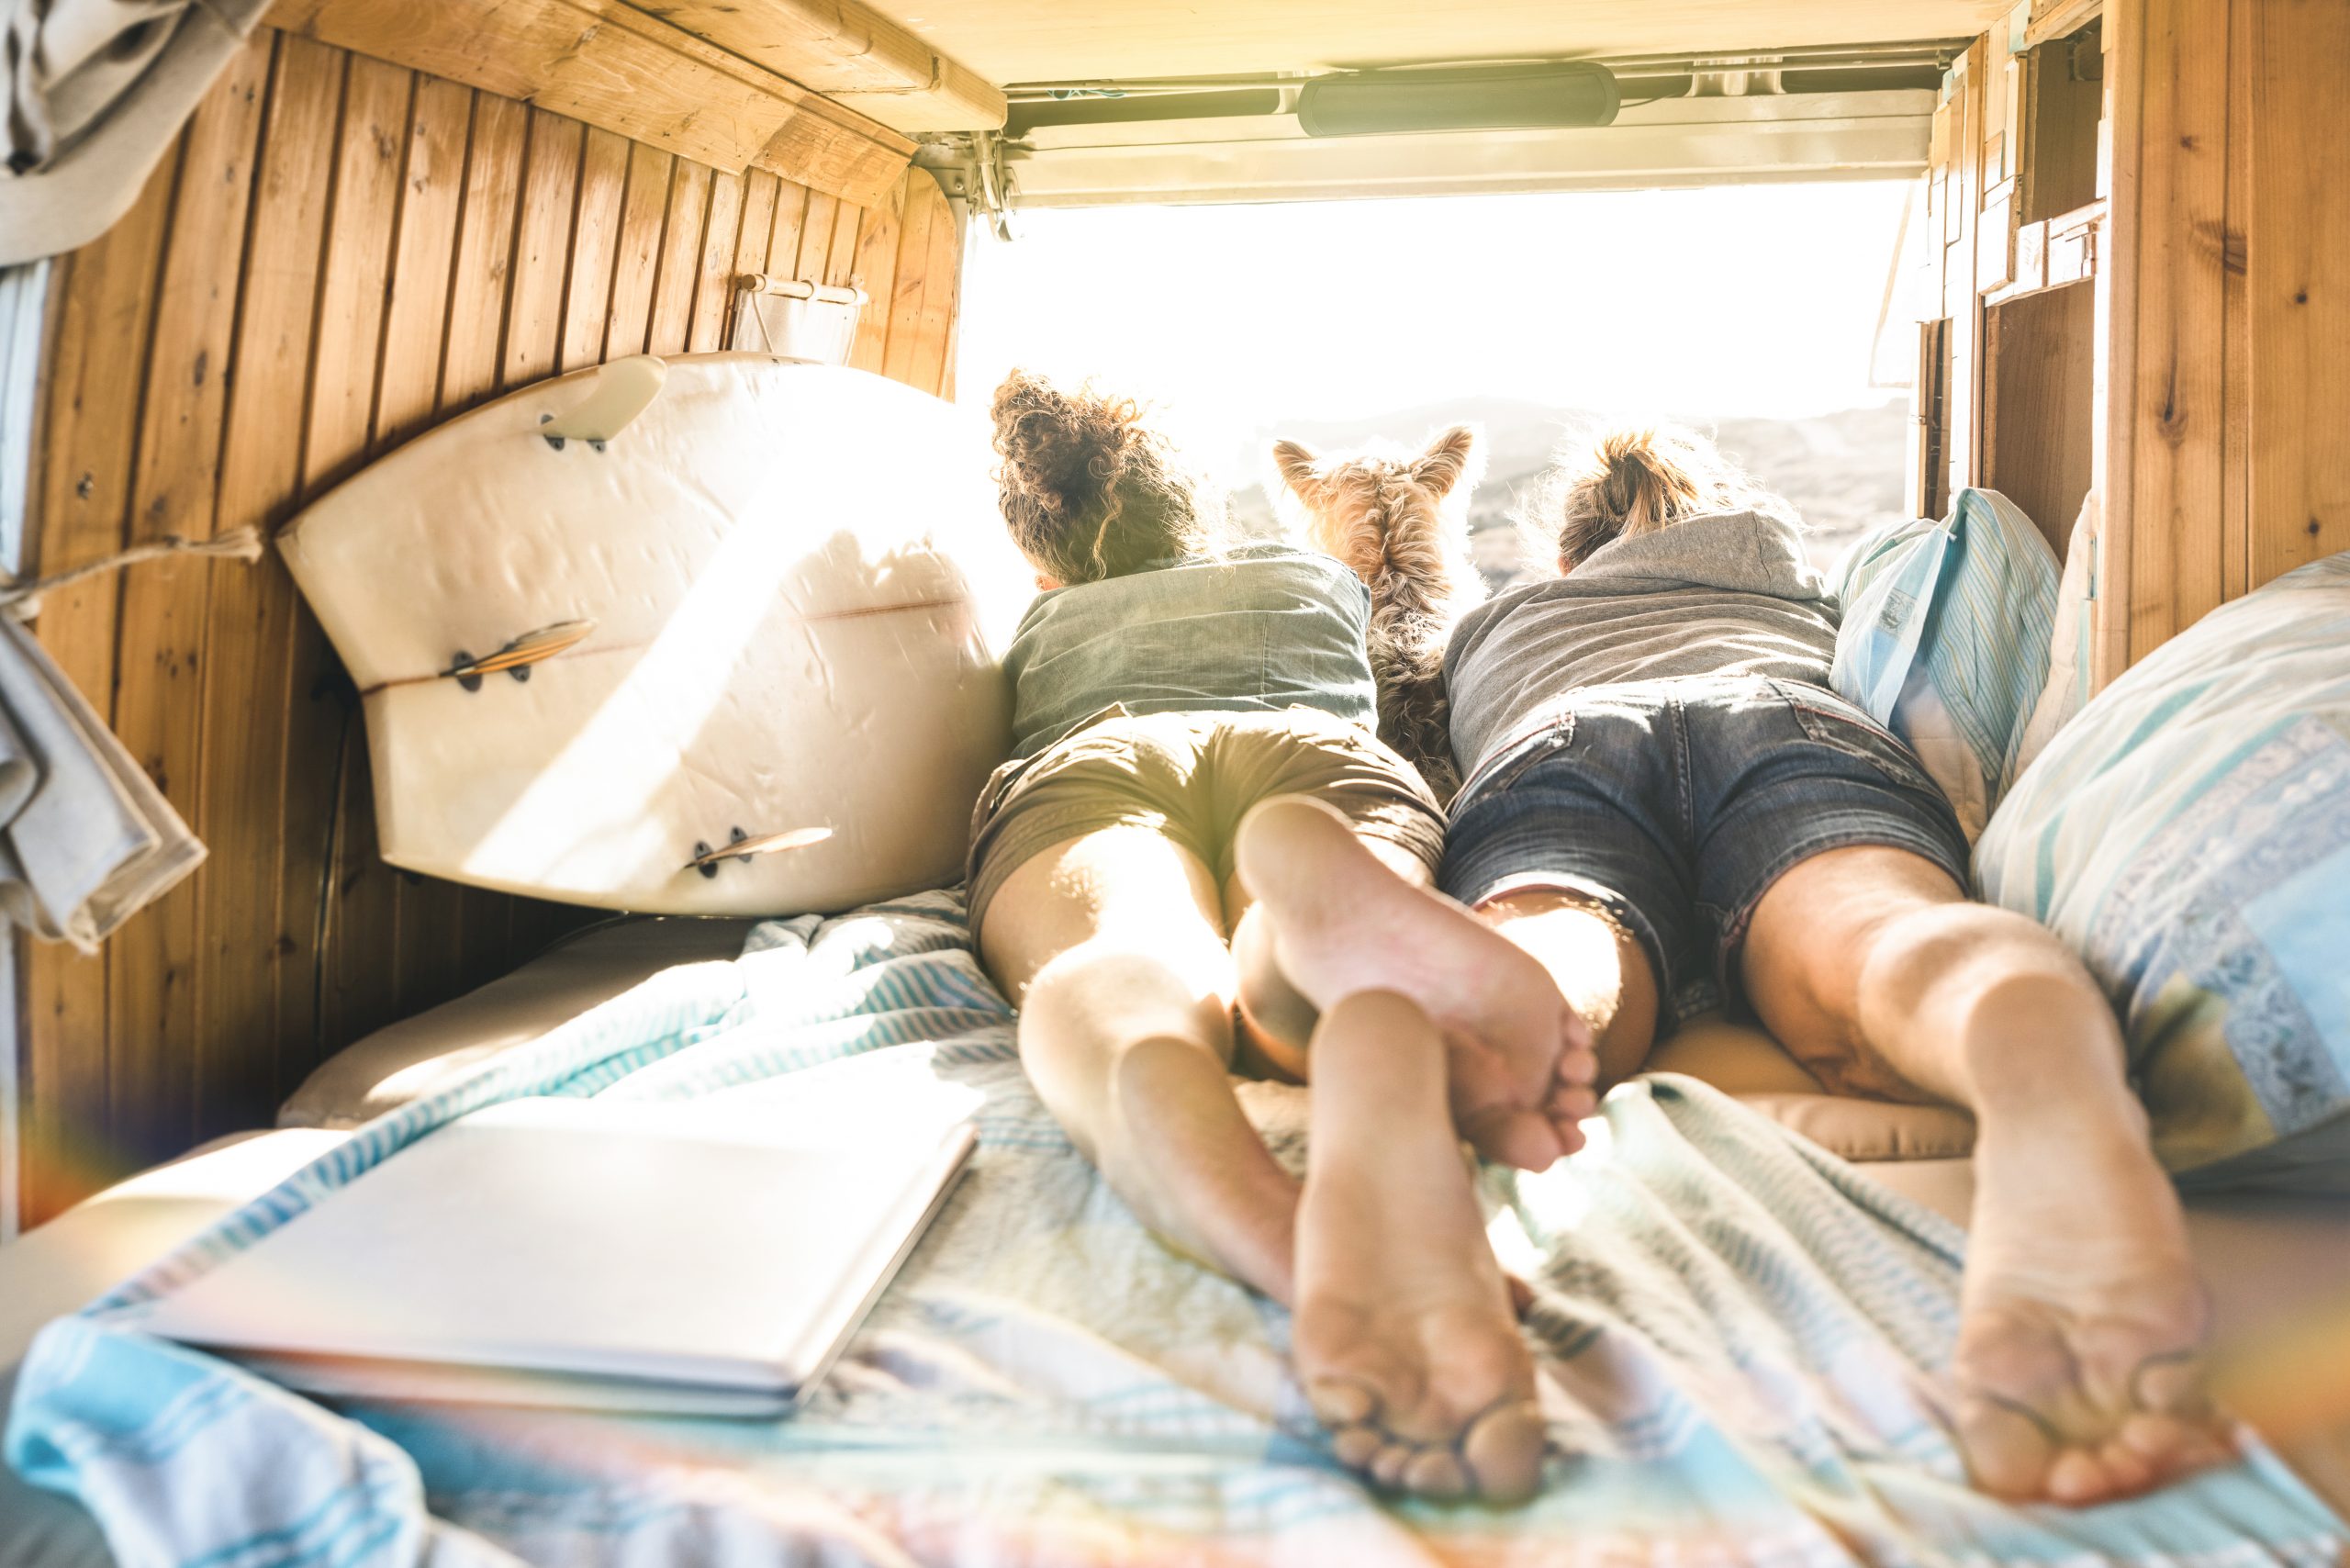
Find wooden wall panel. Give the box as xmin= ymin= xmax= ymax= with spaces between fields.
xmin=2106 ymin=0 xmax=2232 ymax=673
xmin=1929 ymin=0 xmax=2348 ymax=683
xmin=2246 ymin=0 xmax=2350 ymax=587
xmin=17 ymin=29 xmax=967 ymax=1226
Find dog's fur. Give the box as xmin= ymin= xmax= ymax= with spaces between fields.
xmin=1273 ymin=426 xmax=1486 ymax=802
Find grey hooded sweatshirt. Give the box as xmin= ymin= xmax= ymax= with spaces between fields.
xmin=1443 ymin=508 xmax=1840 ymax=775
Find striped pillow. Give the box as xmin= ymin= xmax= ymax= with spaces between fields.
xmin=1830 ymin=488 xmax=2061 ymax=839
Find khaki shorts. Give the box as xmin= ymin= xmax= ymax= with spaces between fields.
xmin=967 ymin=706 xmax=1447 ymax=939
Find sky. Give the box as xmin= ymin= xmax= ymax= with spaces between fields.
xmin=957 ymin=179 xmax=1920 ymax=470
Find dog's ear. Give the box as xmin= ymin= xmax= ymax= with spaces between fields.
xmin=1413 ymin=425 xmax=1483 ymax=499
xmin=1271 ymin=439 xmax=1326 ymax=501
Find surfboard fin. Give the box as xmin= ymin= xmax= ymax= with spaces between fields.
xmin=539 ymin=355 xmax=668 ymax=451
xmin=686 ymin=826 xmax=834 ymax=878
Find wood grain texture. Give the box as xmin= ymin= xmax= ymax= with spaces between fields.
xmin=603 ymin=142 xmax=676 ymax=359
xmin=17 ymin=33 xmax=965 ymax=1226
xmin=644 ymin=161 xmax=711 ymax=354
xmin=104 ymin=35 xmax=273 ymax=1169
xmin=633 ymin=0 xmax=1007 ymax=134
xmin=688 ymin=172 xmax=746 ymax=352
xmin=440 ymin=93 xmax=529 ymax=413
xmin=560 ymin=129 xmax=632 ymax=371
xmin=503 ymin=112 xmax=586 ymax=389
xmin=1983 ymin=280 xmax=2097 ymax=558
xmin=18 ymin=139 xmax=179 ymax=1225
xmin=263 ymin=0 xmax=914 ymax=202
xmin=2246 ymin=0 xmax=2350 ymax=588
xmin=2115 ymin=0 xmax=2229 ymax=666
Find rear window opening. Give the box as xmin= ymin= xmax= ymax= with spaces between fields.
xmin=958 ymin=179 xmax=1921 ymax=581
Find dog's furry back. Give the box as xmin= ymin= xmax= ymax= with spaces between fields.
xmin=1273 ymin=427 xmax=1486 ymax=802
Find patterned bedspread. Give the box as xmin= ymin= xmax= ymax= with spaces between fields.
xmin=7 ymin=892 xmax=2343 ymax=1566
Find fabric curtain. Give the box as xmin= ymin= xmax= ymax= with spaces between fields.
xmin=3 ymin=0 xmax=269 ymax=266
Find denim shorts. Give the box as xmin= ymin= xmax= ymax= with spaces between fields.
xmin=967 ymin=705 xmax=1448 ymax=939
xmin=1439 ymin=676 xmax=1970 ymax=1026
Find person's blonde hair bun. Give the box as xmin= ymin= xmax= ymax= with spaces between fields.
xmin=1525 ymin=422 xmax=1793 ymax=567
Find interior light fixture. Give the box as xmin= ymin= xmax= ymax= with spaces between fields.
xmin=1295 ymin=62 xmax=1620 ymax=137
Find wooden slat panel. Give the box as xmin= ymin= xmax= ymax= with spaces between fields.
xmin=105 ymin=35 xmax=272 ymax=1170
xmin=18 ymin=42 xmax=969 ymax=1228
xmin=879 ymin=175 xmax=938 ymax=386
xmin=503 ymin=110 xmax=585 ymax=389
xmin=266 ymin=0 xmax=914 ymax=204
xmin=2220 ymin=0 xmax=2251 ymax=604
xmin=629 ymin=0 xmax=1006 ymax=133
xmin=722 ymin=172 xmax=780 ymax=348
xmin=375 ymin=76 xmax=474 ymax=449
xmin=194 ymin=11 xmax=337 ymax=1134
xmin=305 ymin=54 xmax=415 ymax=1060
xmin=304 ymin=54 xmax=410 ymax=489
xmin=2246 ymin=0 xmax=2350 ymax=588
xmin=2116 ymin=0 xmax=2229 ymax=665
xmin=845 ymin=179 xmax=901 ymax=373
xmin=644 ymin=161 xmax=711 ymax=354
xmin=197 ymin=35 xmax=344 ymax=1128
xmin=561 ymin=129 xmax=632 ymax=371
xmin=907 ymin=186 xmax=959 ymax=398
xmin=765 ymin=179 xmax=811 ymax=279
xmin=440 ymin=92 xmax=529 ymax=412
xmin=795 ymin=190 xmax=840 ymax=283
xmin=688 ymin=171 xmax=745 ymax=353
xmin=822 ymin=197 xmax=861 ymax=290
xmin=18 ymin=152 xmax=179 ymax=1224
xmin=603 ymin=142 xmax=674 ymax=359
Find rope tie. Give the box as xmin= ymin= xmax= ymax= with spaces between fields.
xmin=0 ymin=529 xmax=263 ymax=617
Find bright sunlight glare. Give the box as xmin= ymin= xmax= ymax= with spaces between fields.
xmin=958 ymin=182 xmax=1917 ymax=471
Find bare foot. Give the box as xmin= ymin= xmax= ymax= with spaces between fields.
xmin=1235 ymin=795 xmax=1596 ymax=1169
xmin=1294 ymin=991 xmax=1548 ymax=1503
xmin=1952 ymin=1102 xmax=2228 ymax=1504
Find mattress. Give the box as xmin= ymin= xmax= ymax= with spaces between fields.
xmin=6 ymin=919 xmax=2347 ymax=1562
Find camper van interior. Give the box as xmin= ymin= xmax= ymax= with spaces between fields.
xmin=3 ymin=0 xmax=2348 ymax=1560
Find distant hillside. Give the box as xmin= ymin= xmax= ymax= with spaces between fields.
xmin=1223 ymin=397 xmax=1911 ymax=574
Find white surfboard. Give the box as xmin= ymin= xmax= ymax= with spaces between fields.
xmin=278 ymin=355 xmax=1033 ymax=915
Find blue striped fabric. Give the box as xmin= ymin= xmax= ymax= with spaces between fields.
xmin=1833 ymin=488 xmax=2062 ymax=815
xmin=6 ymin=889 xmax=2344 ymax=1565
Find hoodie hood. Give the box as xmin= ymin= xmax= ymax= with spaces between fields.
xmin=1565 ymin=509 xmax=1828 ymax=602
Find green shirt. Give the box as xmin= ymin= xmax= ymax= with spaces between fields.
xmin=1003 ymin=543 xmax=1378 ymax=757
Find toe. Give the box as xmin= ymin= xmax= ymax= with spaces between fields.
xmin=1403 ymin=1448 xmax=1471 ymax=1500
xmin=2047 ymin=1446 xmax=2117 ymax=1506
xmin=2091 ymin=1438 xmax=2156 ymax=1496
xmin=1307 ymin=1377 xmax=1378 ymax=1428
xmin=1331 ymin=1424 xmax=1383 ymax=1470
xmin=1460 ymin=1399 xmax=1548 ymax=1505
xmin=1371 ymin=1441 xmax=1415 ymax=1490
xmin=1460 ymin=1105 xmax=1567 ymax=1170
xmin=2131 ymin=1349 xmax=2211 ymax=1420
xmin=1955 ymin=1392 xmax=2061 ymax=1499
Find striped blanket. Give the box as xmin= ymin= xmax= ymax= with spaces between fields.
xmin=8 ymin=891 xmax=2343 ymax=1566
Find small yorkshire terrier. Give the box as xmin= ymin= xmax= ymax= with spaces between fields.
xmin=1273 ymin=426 xmax=1486 ymax=802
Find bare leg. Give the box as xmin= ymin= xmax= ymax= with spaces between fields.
xmin=983 ymin=831 xmax=1549 ymax=1501
xmin=1740 ymin=845 xmax=2223 ymax=1505
xmin=1232 ymin=797 xmax=1598 ymax=1170
xmin=1293 ymin=991 xmax=1549 ymax=1503
xmin=979 ymin=827 xmax=1299 ymax=1300
xmin=1476 ymin=888 xmax=1662 ymax=1093
xmin=1222 ymin=834 xmax=1432 ymax=1082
